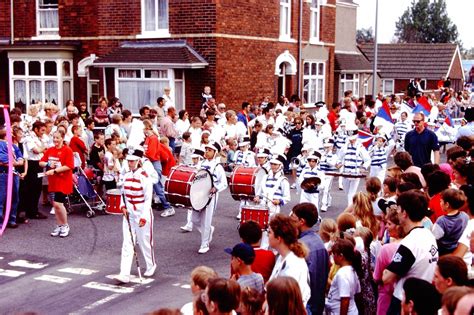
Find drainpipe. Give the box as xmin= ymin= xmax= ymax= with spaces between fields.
xmin=297 ymin=0 xmax=303 ymax=98
xmin=10 ymin=0 xmax=14 ymax=44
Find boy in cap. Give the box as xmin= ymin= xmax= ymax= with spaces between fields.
xmin=180 ymin=148 xmax=205 ymax=233
xmin=225 ymin=243 xmax=265 ymax=293
xmin=192 ymin=141 xmax=228 ymax=254
xmin=297 ymin=152 xmax=324 ymax=208
xmin=254 ymin=154 xmax=290 ymax=216
xmin=338 ymin=131 xmax=371 ymax=206
xmin=114 ymin=148 xmax=156 ymax=283
xmin=369 ymin=133 xmax=395 ymax=182
xmin=318 ymin=139 xmax=341 ymax=212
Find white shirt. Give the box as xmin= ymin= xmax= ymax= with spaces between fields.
xmin=269 ymin=251 xmax=311 ymax=306
xmin=326 ymin=265 xmax=360 ymax=315
xmin=458 ymin=219 xmax=474 ymax=267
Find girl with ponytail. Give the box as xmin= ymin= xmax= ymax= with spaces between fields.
xmin=268 ymin=214 xmax=311 ymax=307
xmin=325 ymin=238 xmax=362 ymax=315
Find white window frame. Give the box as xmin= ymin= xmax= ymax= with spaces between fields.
xmin=279 ymin=0 xmax=292 ymax=41
xmin=35 ymin=0 xmax=60 ymax=39
xmin=303 ymin=60 xmax=326 ymax=106
xmin=382 ymin=79 xmax=395 ymax=95
xmin=9 ymin=55 xmax=73 ymax=112
xmin=114 ymin=68 xmax=185 ymax=114
xmin=138 ymin=0 xmax=170 ymax=38
xmin=309 ymin=0 xmax=321 ymax=43
xmin=340 ymin=73 xmax=360 ymax=99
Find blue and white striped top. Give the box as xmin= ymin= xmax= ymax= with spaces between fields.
xmin=319 ymin=151 xmax=339 ymax=172
xmin=234 ymin=150 xmax=256 ymax=167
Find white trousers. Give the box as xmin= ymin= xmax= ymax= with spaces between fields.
xmin=192 ymin=193 xmax=218 ymax=247
xmin=342 ymin=177 xmax=361 ymax=206
xmin=320 ymin=175 xmax=334 ymax=210
xmin=369 ymin=165 xmax=386 ymax=184
xmin=183 ymin=209 xmax=193 ymax=229
xmin=300 ymin=191 xmax=319 ymax=210
xmin=120 ymin=211 xmax=155 ymax=276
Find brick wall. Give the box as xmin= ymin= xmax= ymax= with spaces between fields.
xmin=0 ymin=53 xmax=9 ymax=104
xmin=0 ymin=1 xmax=11 ymax=39
xmin=170 ymin=1 xmax=216 ymax=34
xmin=12 ymin=0 xmax=36 ymax=38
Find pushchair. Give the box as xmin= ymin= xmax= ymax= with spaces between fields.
xmin=66 ymin=154 xmax=106 ymax=218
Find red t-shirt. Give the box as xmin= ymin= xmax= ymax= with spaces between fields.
xmin=252 ymin=248 xmax=276 ymax=283
xmin=144 ymin=135 xmax=162 ymax=162
xmin=429 ymin=193 xmax=443 ymax=222
xmin=41 ymin=145 xmax=74 ymax=195
xmin=69 ymin=135 xmax=87 ymax=168
xmin=160 ymin=144 xmax=176 ymax=176
xmin=328 ymin=111 xmax=338 ymax=131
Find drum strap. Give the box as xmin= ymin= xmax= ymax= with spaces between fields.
xmin=264 ymin=175 xmax=286 ymax=205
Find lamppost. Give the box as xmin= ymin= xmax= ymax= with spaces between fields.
xmin=372 ymin=0 xmax=379 ymax=98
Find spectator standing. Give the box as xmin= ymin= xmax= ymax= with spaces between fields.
xmin=160 ymin=107 xmax=178 ymax=152
xmin=382 ymin=190 xmax=438 ymax=315
xmin=94 ymin=97 xmax=109 ymax=127
xmin=404 ymin=113 xmax=440 ymax=167
xmin=291 ymin=203 xmax=329 ymax=315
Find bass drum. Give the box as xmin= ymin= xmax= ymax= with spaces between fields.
xmin=165 ymin=165 xmax=213 ymax=211
xmin=229 ymin=166 xmax=267 ymax=201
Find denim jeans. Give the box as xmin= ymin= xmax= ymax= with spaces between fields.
xmin=151 ymin=160 xmax=171 ymax=209
xmin=0 ymin=174 xmax=19 ymax=224
xmin=168 ymin=137 xmax=176 ymax=153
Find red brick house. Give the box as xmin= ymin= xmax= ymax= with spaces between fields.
xmin=0 ymin=0 xmax=337 ymax=115
xmin=359 ymin=43 xmax=464 ymax=95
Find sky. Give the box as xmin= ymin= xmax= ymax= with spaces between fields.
xmin=355 ymin=0 xmax=474 ymax=49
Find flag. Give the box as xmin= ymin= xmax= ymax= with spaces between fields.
xmin=412 ymin=96 xmax=431 ymax=116
xmin=375 ymin=101 xmax=393 ymax=124
xmin=358 ymin=130 xmax=374 ymax=148
xmin=444 ymin=111 xmax=454 ymax=127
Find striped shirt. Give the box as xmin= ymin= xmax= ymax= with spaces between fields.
xmin=319 ymin=151 xmax=339 ymax=172
xmin=234 ymin=150 xmax=256 ymax=167
xmin=339 ymin=143 xmax=371 ymax=175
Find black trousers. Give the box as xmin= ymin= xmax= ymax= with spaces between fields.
xmin=24 ymin=160 xmax=44 ymax=218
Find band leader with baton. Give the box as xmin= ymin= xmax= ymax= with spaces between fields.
xmin=114 ymin=148 xmax=156 ymax=284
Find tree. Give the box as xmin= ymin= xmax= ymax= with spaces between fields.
xmin=356 ymin=28 xmax=375 ymax=44
xmin=395 ymin=0 xmax=460 ymax=45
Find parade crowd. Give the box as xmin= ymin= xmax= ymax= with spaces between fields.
xmin=1 ymin=81 xmax=474 ymax=315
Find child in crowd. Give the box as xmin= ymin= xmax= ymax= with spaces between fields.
xmin=319 ymin=218 xmax=338 ymax=250
xmin=78 ymin=101 xmax=90 ymax=121
xmin=180 ymin=266 xmax=218 ymax=315
xmin=325 ymin=238 xmax=361 ymax=315
xmin=102 ymin=138 xmax=119 ymax=191
xmin=69 ymin=125 xmax=88 ymax=169
xmin=179 ymin=132 xmax=193 ymax=166
xmin=238 ymin=220 xmax=275 ymax=283
xmin=432 ymin=188 xmax=469 ymax=255
xmin=83 ymin=118 xmax=95 ymax=150
xmin=225 ymin=243 xmax=265 ymax=294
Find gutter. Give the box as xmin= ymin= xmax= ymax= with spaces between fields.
xmin=10 ymin=0 xmax=14 ymax=44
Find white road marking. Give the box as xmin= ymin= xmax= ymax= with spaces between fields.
xmin=9 ymin=260 xmax=48 ymax=269
xmin=34 ymin=275 xmax=72 ymax=284
xmin=0 ymin=269 xmax=26 ymax=277
xmin=69 ymin=293 xmax=122 ymax=315
xmin=105 ymin=274 xmax=154 ymax=285
xmin=83 ymin=282 xmax=135 ymax=294
xmin=58 ymin=267 xmax=99 ymax=276
xmin=172 ymin=282 xmax=181 ymax=286
xmin=0 ymin=257 xmax=3 ymax=260
xmin=180 ymin=284 xmax=191 ymax=289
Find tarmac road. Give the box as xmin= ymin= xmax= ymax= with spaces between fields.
xmin=0 ymin=177 xmax=352 ymax=314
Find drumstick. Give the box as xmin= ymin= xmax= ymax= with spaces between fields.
xmin=120 ymin=193 xmax=142 ymax=283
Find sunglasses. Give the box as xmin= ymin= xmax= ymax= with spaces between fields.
xmin=412 ymin=120 xmax=422 ymax=124
xmin=295 ymin=122 xmax=303 ymax=125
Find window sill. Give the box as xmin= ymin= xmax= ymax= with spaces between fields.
xmin=136 ymin=31 xmax=171 ymax=39
xmin=32 ymin=34 xmax=61 ymax=40
xmin=278 ymin=36 xmax=297 ymax=43
xmin=309 ymin=38 xmax=324 ymax=46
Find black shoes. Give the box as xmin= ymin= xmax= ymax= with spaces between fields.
xmin=28 ymin=213 xmax=48 ymax=220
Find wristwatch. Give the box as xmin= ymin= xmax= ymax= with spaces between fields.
xmin=53 ymin=169 xmax=57 ymax=174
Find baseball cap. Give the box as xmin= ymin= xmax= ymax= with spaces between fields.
xmin=224 ymin=243 xmax=255 ymax=265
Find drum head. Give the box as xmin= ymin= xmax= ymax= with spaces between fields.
xmin=107 ymin=189 xmax=122 ymax=196
xmin=190 ymin=169 xmax=213 ymax=211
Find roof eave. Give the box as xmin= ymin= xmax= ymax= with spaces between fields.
xmin=92 ymin=62 xmax=208 ymax=69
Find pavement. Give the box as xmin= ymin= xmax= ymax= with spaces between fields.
xmin=0 ymin=177 xmax=352 ymax=314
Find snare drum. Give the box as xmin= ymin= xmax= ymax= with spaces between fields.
xmin=241 ymin=205 xmax=269 ymax=229
xmin=106 ymin=189 xmax=122 ymax=215
xmin=165 ymin=165 xmax=213 ymax=211
xmin=229 ymin=166 xmax=267 ymax=201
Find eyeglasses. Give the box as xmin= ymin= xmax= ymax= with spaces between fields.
xmin=412 ymin=120 xmax=422 ymax=124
